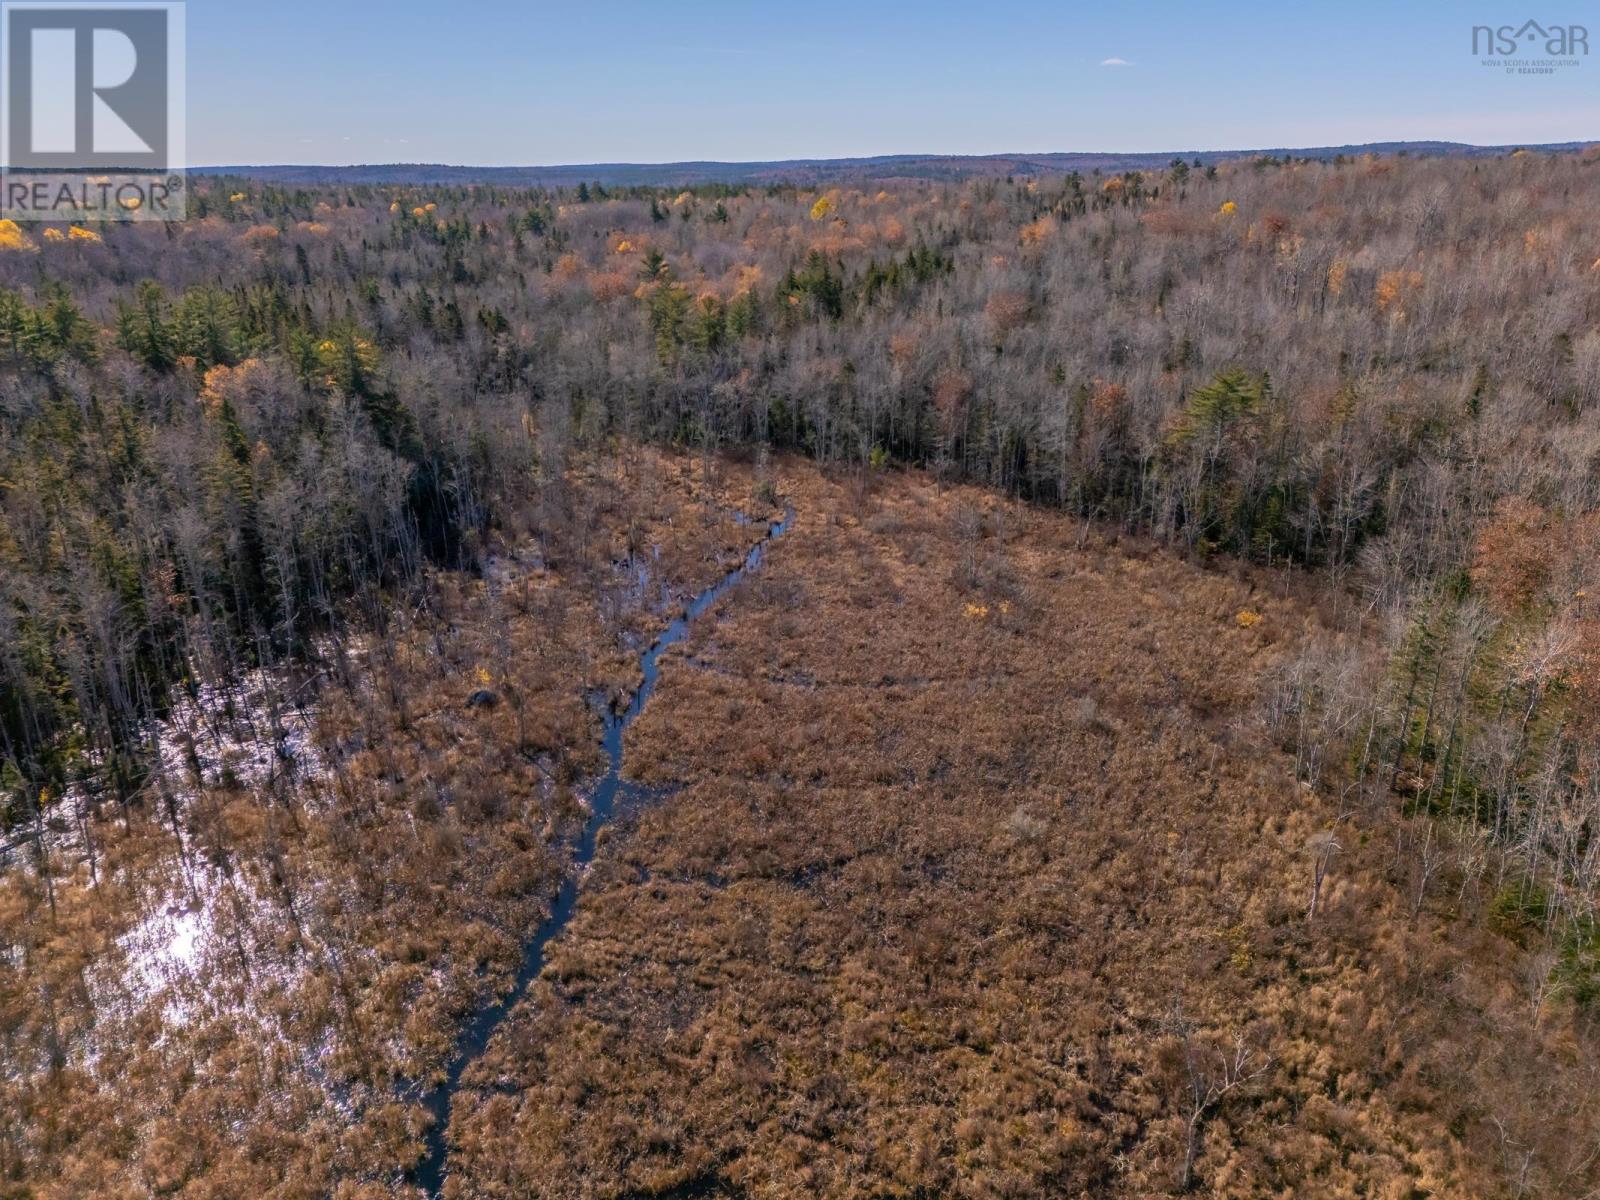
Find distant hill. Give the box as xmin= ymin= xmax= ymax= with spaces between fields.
xmin=196 ymin=141 xmax=1590 ymax=188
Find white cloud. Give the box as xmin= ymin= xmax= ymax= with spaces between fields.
xmin=1100 ymin=57 xmax=1132 ymax=67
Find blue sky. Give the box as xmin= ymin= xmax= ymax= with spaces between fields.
xmin=188 ymin=1 xmax=1600 ymax=164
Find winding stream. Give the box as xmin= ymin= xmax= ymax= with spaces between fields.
xmin=410 ymin=510 xmax=793 ymax=1196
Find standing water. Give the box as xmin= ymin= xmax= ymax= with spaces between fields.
xmin=409 ymin=510 xmax=793 ymax=1196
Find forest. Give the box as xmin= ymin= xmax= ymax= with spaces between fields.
xmin=1 ymin=148 xmax=1599 ymax=1196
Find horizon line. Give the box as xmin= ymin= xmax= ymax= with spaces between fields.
xmin=188 ymin=138 xmax=1596 ymax=173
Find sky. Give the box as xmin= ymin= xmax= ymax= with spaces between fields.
xmin=187 ymin=0 xmax=1600 ymax=165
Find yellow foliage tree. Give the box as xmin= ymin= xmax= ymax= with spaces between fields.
xmin=0 ymin=219 xmax=37 ymax=252
xmin=809 ymin=196 xmax=833 ymax=222
xmin=199 ymin=358 xmax=267 ymax=413
xmin=1375 ymin=269 xmax=1423 ymax=316
xmin=242 ymin=224 xmax=280 ymax=251
xmin=1020 ymin=216 xmax=1056 ymax=247
xmin=731 ymin=264 xmax=764 ymax=296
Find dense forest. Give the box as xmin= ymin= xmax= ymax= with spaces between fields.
xmin=2 ymin=150 xmax=1599 ymax=1196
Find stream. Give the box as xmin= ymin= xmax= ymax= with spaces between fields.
xmin=409 ymin=510 xmax=794 ymax=1196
